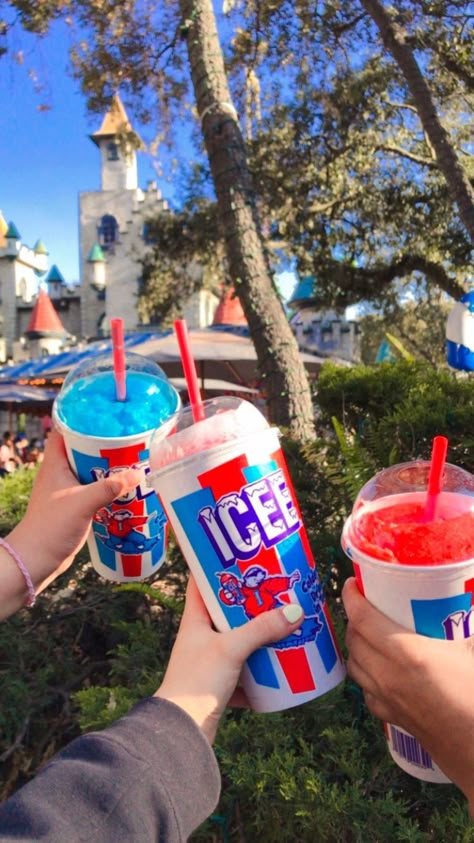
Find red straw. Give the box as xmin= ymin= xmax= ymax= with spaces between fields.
xmin=173 ymin=319 xmax=205 ymax=422
xmin=424 ymin=435 xmax=448 ymax=521
xmin=111 ymin=318 xmax=127 ymax=402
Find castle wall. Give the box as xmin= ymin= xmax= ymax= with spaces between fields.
xmin=79 ymin=182 xmax=169 ymax=337
xmin=0 ymin=251 xmax=45 ymax=360
xmin=290 ymin=308 xmax=361 ymax=363
xmin=99 ymin=143 xmax=138 ymax=190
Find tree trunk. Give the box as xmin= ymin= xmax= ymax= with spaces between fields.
xmin=179 ymin=0 xmax=315 ymax=442
xmin=360 ymin=0 xmax=474 ymax=243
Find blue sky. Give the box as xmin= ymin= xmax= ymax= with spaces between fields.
xmin=0 ymin=22 xmax=191 ymax=285
xmin=0 ymin=20 xmax=298 ymax=302
xmin=0 ymin=32 xmax=173 ymax=285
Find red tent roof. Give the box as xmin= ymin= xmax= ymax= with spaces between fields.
xmin=25 ymin=289 xmax=66 ymax=335
xmin=213 ymin=287 xmax=247 ymax=326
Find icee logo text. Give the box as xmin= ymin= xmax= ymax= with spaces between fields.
xmin=90 ymin=463 xmax=154 ymax=504
xmin=197 ymin=468 xmax=301 ymax=568
xmin=443 ymin=609 xmax=474 ymax=640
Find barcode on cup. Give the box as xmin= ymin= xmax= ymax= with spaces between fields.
xmin=389 ymin=725 xmax=434 ymax=770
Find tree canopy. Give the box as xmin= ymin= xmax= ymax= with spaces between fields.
xmin=1 ymin=0 xmax=472 ymax=325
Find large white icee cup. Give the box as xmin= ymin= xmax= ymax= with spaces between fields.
xmin=53 ymin=351 xmax=180 ymax=583
xmin=148 ymin=397 xmax=345 ymax=713
xmin=342 ymin=460 xmax=474 ymax=783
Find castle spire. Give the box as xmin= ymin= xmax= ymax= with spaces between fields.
xmin=212 ymin=287 xmax=247 ymax=327
xmin=89 ymin=94 xmax=139 ymax=191
xmin=25 ymin=288 xmax=66 ymax=337
xmin=90 ymin=94 xmax=133 ymax=145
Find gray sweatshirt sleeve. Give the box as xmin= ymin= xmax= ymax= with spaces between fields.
xmin=0 ymin=697 xmax=221 ymax=842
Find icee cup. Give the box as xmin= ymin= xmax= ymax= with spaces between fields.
xmin=53 ymin=351 xmax=180 ymax=583
xmin=148 ymin=396 xmax=345 ymax=713
xmin=341 ymin=460 xmax=474 ymax=783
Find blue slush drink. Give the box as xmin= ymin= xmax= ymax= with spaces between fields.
xmin=54 ymin=351 xmax=180 ymax=582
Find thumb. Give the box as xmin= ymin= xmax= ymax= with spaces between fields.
xmin=229 ymin=603 xmax=304 ymax=662
xmin=67 ymin=469 xmax=144 ymax=519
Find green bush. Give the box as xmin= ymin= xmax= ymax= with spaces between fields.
xmin=316 ymin=361 xmax=474 ymax=471
xmin=1 ymin=362 xmax=473 ymax=838
xmin=0 ymin=466 xmax=37 ymax=531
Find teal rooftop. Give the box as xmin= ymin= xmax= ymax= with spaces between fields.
xmin=34 ymin=239 xmax=48 ymax=255
xmin=87 ymin=243 xmax=106 ymax=262
xmin=288 ymin=276 xmax=315 ymax=307
xmin=45 ymin=264 xmax=66 ymax=284
xmin=6 ymin=221 xmax=21 ymax=240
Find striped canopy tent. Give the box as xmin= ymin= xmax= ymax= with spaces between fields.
xmin=0 ymin=384 xmax=57 ymax=432
xmin=0 ymin=327 xmax=348 ymax=396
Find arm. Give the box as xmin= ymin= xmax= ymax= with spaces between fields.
xmin=342 ymin=577 xmax=474 ymax=814
xmin=0 ymin=430 xmax=141 ymax=621
xmin=0 ymin=698 xmax=220 ymax=843
xmin=0 ymin=579 xmax=304 ymax=841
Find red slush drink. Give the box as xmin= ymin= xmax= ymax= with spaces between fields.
xmin=342 ymin=460 xmax=474 ymax=783
xmin=351 ymin=495 xmax=474 ymax=565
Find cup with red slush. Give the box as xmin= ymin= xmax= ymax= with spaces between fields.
xmin=342 ymin=459 xmax=474 ymax=782
xmin=53 ymin=351 xmax=180 ymax=583
xmin=148 ymin=396 xmax=346 ymax=713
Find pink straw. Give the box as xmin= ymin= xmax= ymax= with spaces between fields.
xmin=111 ymin=318 xmax=127 ymax=402
xmin=423 ymin=435 xmax=448 ymax=521
xmin=173 ymin=319 xmax=205 ymax=422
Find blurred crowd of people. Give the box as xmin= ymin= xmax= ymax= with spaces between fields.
xmin=0 ymin=430 xmax=48 ymax=477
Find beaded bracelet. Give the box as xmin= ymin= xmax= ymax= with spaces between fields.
xmin=0 ymin=537 xmax=36 ymax=607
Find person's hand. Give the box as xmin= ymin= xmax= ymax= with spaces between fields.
xmin=155 ymin=576 xmax=304 ymax=743
xmin=342 ymin=577 xmax=474 ymax=814
xmin=2 ymin=429 xmax=141 ymax=617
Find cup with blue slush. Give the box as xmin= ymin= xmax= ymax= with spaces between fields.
xmin=53 ymin=321 xmax=180 ymax=582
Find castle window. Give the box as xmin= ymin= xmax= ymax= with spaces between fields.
xmin=142 ymin=222 xmax=157 ymax=245
xmin=98 ymin=215 xmax=119 ymax=250
xmin=107 ymin=142 xmax=119 ymax=161
xmin=97 ymin=312 xmax=107 ymax=336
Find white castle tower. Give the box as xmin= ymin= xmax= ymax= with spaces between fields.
xmin=79 ymin=95 xmax=171 ymax=338
xmin=0 ymin=212 xmax=49 ymax=361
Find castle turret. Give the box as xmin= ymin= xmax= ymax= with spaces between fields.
xmin=79 ymin=94 xmax=164 ymax=337
xmin=5 ymin=221 xmax=21 ymax=257
xmin=90 ymin=94 xmax=139 ymax=191
xmin=33 ymin=239 xmax=49 ymax=276
xmin=212 ymin=287 xmax=247 ymax=327
xmin=24 ymin=288 xmax=67 ymax=358
xmin=45 ymin=264 xmax=67 ymax=300
xmin=0 ymin=219 xmax=51 ymax=360
xmin=87 ymin=243 xmax=106 ymax=291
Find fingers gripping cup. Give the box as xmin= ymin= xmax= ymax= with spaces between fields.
xmin=148 ymin=396 xmax=345 ymax=713
xmin=53 ymin=351 xmax=180 ymax=582
xmin=342 ymin=458 xmax=474 ymax=783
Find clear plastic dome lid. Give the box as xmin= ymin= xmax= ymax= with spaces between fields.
xmin=352 ymin=461 xmax=474 ymax=513
xmin=149 ymin=396 xmax=269 ymax=472
xmin=58 ymin=351 xmax=170 ymax=390
xmin=54 ymin=351 xmax=180 ymax=438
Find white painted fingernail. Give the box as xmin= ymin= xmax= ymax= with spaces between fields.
xmin=282 ymin=604 xmax=303 ymax=623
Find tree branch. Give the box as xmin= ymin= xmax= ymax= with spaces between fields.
xmin=379 ymin=143 xmax=438 ymax=168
